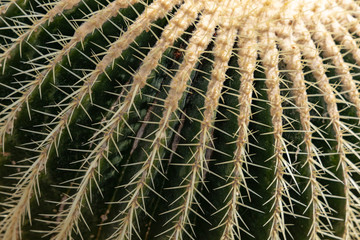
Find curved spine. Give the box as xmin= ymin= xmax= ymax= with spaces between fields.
xmin=0 ymin=0 xmax=177 ymax=238
xmin=0 ymin=0 xmax=16 ymax=14
xmin=276 ymin=9 xmax=337 ymax=238
xmin=297 ymin=9 xmax=359 ymax=237
xmin=0 ymin=0 xmax=137 ymax=147
xmin=154 ymin=1 xmax=226 ymax=238
xmin=257 ymin=3 xmax=296 ymax=238
xmin=216 ymin=10 xmax=257 ymax=240
xmin=0 ymin=0 xmax=82 ymax=70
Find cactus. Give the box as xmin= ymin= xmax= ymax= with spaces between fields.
xmin=1 ymin=0 xmax=360 ymax=239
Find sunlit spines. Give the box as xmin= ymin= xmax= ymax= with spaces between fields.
xmin=157 ymin=1 xmax=233 ymax=239
xmin=85 ymin=1 xmax=205 ymax=239
xmin=89 ymin=0 xmax=203 ymax=143
xmin=0 ymin=151 xmax=48 ymax=239
xmin=310 ymin=5 xmax=360 ymax=120
xmin=49 ymin=153 xmax=108 ymax=239
xmin=2 ymin=0 xmax=360 ymax=239
xmin=0 ymin=0 xmax=136 ymax=149
xmin=93 ymin=0 xmax=181 ymax=77
xmin=0 ymin=0 xmax=82 ymax=71
xmin=328 ymin=17 xmax=360 ymax=77
xmin=0 ymin=0 xmax=16 ymax=14
xmin=0 ymin=0 xmax=180 ymax=237
xmin=257 ymin=3 xmax=296 ymax=238
xmin=195 ymin=1 xmax=238 ymax=184
xmin=275 ymin=12 xmax=336 ymax=239
xmin=313 ymin=3 xmax=360 ymax=237
xmin=295 ymin=12 xmax=358 ymax=238
xmin=216 ymin=15 xmax=257 ymax=240
xmin=333 ymin=6 xmax=360 ymax=36
xmin=335 ymin=0 xmax=360 ymax=13
xmin=29 ymin=0 xmax=185 ymax=238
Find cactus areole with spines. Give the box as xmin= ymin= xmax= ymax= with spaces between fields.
xmin=1 ymin=0 xmax=360 ymax=239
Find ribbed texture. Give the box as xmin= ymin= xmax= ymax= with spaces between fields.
xmin=0 ymin=0 xmax=360 ymax=239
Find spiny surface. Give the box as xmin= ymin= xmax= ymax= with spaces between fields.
xmin=0 ymin=0 xmax=360 ymax=239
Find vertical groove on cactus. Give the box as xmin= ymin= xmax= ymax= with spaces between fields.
xmin=276 ymin=12 xmax=334 ymax=239
xmin=44 ymin=1 xmax=179 ymax=238
xmin=259 ymin=17 xmax=289 ymax=240
xmin=213 ymin=15 xmax=258 ymax=240
xmin=0 ymin=0 xmax=136 ymax=145
xmin=158 ymin=1 xmax=237 ymax=239
xmin=106 ymin=1 xmax=203 ymax=239
xmin=295 ymin=10 xmax=357 ymax=238
xmin=0 ymin=0 xmax=82 ymax=70
xmin=2 ymin=0 xmax=360 ymax=239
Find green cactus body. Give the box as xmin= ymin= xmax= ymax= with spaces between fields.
xmin=1 ymin=0 xmax=360 ymax=239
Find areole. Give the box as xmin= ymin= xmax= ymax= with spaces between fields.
xmin=0 ymin=0 xmax=360 ymax=239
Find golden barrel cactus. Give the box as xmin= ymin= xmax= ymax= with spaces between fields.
xmin=1 ymin=0 xmax=360 ymax=239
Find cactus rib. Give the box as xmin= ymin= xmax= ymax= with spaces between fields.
xmin=2 ymin=0 xmax=360 ymax=239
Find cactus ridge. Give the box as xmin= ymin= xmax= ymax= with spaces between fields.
xmin=1 ymin=0 xmax=360 ymax=239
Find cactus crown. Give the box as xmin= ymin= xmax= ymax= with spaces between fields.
xmin=1 ymin=0 xmax=360 ymax=239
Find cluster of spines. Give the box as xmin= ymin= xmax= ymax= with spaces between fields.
xmin=301 ymin=1 xmax=360 ymax=238
xmin=213 ymin=13 xmax=258 ymax=240
xmin=0 ymin=0 xmax=140 ymax=238
xmin=1 ymin=0 xmax=360 ymax=239
xmin=43 ymin=1 xmax=179 ymax=238
xmin=0 ymin=0 xmax=140 ymax=146
xmin=105 ymin=1 xmax=204 ymax=239
xmin=0 ymin=0 xmax=15 ymax=14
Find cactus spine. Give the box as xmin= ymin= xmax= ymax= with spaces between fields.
xmin=1 ymin=0 xmax=360 ymax=239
